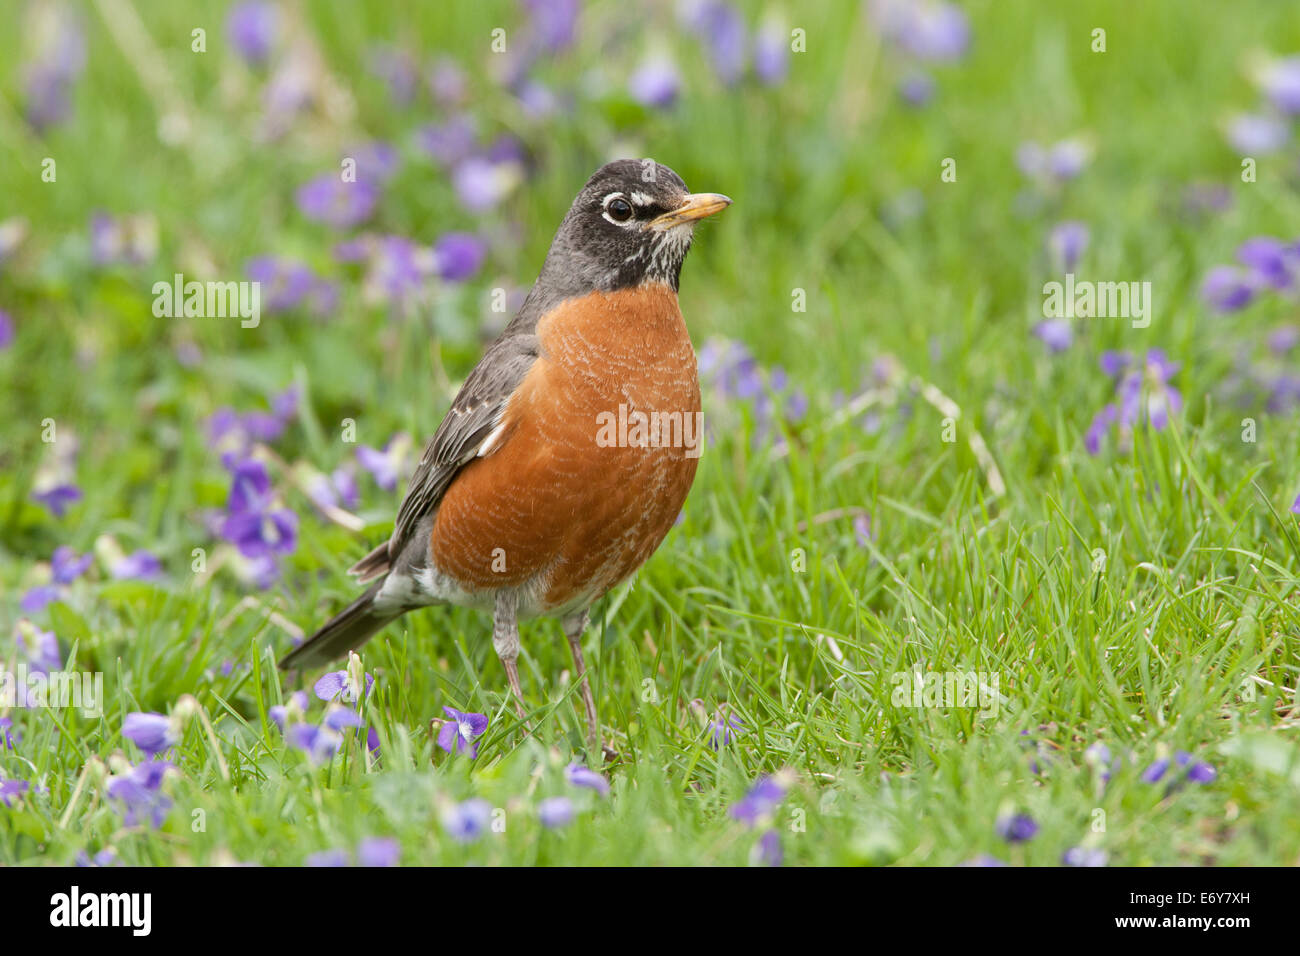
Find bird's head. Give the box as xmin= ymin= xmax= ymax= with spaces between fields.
xmin=540 ymin=159 xmax=731 ymax=296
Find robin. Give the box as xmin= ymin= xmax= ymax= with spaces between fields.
xmin=280 ymin=159 xmax=731 ymax=751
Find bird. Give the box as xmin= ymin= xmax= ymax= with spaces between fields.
xmin=280 ymin=158 xmax=731 ymax=752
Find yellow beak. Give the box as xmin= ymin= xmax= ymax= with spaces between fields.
xmin=650 ymin=192 xmax=733 ymax=229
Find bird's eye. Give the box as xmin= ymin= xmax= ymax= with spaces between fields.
xmin=606 ymin=197 xmax=634 ymax=222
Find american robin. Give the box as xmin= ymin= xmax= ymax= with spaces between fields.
xmin=280 ymin=159 xmax=731 ymax=750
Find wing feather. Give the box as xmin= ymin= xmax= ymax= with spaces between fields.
xmin=384 ymin=333 xmax=540 ymax=561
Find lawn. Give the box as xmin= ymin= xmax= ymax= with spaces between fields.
xmin=2 ymin=0 xmax=1299 ymax=867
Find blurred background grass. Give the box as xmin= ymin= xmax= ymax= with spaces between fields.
xmin=3 ymin=0 xmax=1299 ymax=506
xmin=1 ymin=0 xmax=1300 ymax=865
xmin=3 ymin=0 xmax=1299 ymax=467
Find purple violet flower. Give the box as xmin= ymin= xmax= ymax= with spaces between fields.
xmin=752 ymin=829 xmax=783 ymax=866
xmin=564 ymin=762 xmax=610 ymax=797
xmin=417 ymin=116 xmax=477 ymax=168
xmin=206 ymin=387 xmax=299 ymax=457
xmin=523 ymin=0 xmax=580 ymax=52
xmin=1017 ymin=139 xmax=1091 ymax=184
xmin=443 ymin=798 xmax=493 ymax=842
xmin=1048 ymin=221 xmax=1090 ymax=272
xmin=437 ymin=707 xmax=489 ymax=758
xmin=709 ymin=713 xmax=744 ymax=749
xmin=853 ymin=513 xmax=874 ymax=547
xmin=994 ymin=812 xmax=1039 ymax=843
xmin=452 ymin=156 xmax=522 ymax=212
xmin=347 ymin=141 xmax=400 ymax=184
xmin=323 ymin=705 xmax=364 ymax=732
xmin=1225 ymin=113 xmax=1288 ymax=155
xmin=22 ymin=11 xmax=86 ymax=130
xmin=699 ymin=339 xmax=763 ymax=400
xmin=1255 ymin=56 xmax=1300 ymax=115
xmin=88 ymin=212 xmax=157 ymax=267
xmin=0 ymin=778 xmax=30 ymax=807
xmin=873 ymin=0 xmax=971 ymax=62
xmin=305 ymin=467 xmax=360 ymax=513
xmin=226 ymin=2 xmax=278 ymax=64
xmin=296 ymin=174 xmax=380 ymax=229
xmin=306 ymin=849 xmax=350 ymax=867
xmin=0 ymin=717 xmax=17 ymax=750
xmin=106 ymin=760 xmax=173 ymax=828
xmin=1141 ymin=758 xmax=1170 ymax=784
xmin=219 ymin=457 xmax=298 ymax=563
xmin=111 ymin=550 xmax=163 ymax=582
xmin=314 ymin=671 xmax=347 ymax=702
xmin=269 ymin=690 xmax=309 ymax=731
xmin=369 ymin=46 xmax=420 ymax=105
xmin=1174 ymin=751 xmax=1217 ymax=784
xmin=898 ymin=72 xmax=935 ymax=106
xmin=754 ymin=19 xmax=790 ymax=85
xmin=122 ymin=712 xmax=179 ymax=757
xmin=1033 ymin=318 xmax=1073 ymax=353
xmin=1086 ymin=351 xmax=1182 ymax=453
xmin=16 ymin=623 xmax=62 ymax=675
xmin=514 ymin=78 xmax=562 ymax=119
xmin=1062 ymin=846 xmax=1108 ymax=867
xmin=357 ymin=837 xmax=400 ymax=867
xmin=51 ymin=546 xmax=92 ymax=583
xmin=20 ymin=586 xmax=61 ymax=614
xmin=32 ymin=484 xmax=82 ymax=518
xmin=784 ymin=389 xmax=810 ymax=422
xmin=287 ymin=724 xmax=343 ymax=764
xmin=355 ymin=434 xmax=411 ymax=491
xmin=1085 ymin=742 xmax=1116 ymax=783
xmin=1267 ymin=325 xmax=1299 ymax=354
xmin=75 ymin=848 xmax=121 ymax=867
xmin=629 ymin=55 xmax=681 ymax=109
xmin=1237 ymin=237 xmax=1298 ymax=290
xmin=433 ymin=232 xmax=487 ymax=281
xmin=538 ymin=796 xmax=575 ymax=829
xmin=313 ymin=667 xmax=372 ymax=705
xmin=730 ymin=774 xmax=789 ymax=826
xmin=429 ymin=58 xmax=467 ymax=106
xmin=682 ymin=1 xmax=748 ymax=85
xmin=362 ymin=236 xmax=436 ymax=306
xmin=245 ymin=257 xmax=336 ymax=315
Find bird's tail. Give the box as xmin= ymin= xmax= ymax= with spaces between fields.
xmin=279 ymin=579 xmax=400 ymax=671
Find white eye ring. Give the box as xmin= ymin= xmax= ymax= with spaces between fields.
xmin=601 ymin=192 xmax=636 ymax=226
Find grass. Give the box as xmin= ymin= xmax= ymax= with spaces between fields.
xmin=1 ymin=0 xmax=1299 ymax=866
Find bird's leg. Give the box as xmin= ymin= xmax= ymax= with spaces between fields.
xmin=561 ymin=609 xmax=602 ymax=754
xmin=493 ymin=590 xmax=528 ymax=722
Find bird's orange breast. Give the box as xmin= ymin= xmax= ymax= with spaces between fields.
xmin=430 ymin=283 xmax=702 ymax=612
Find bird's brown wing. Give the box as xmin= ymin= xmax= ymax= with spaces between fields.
xmin=350 ymin=333 xmax=541 ymax=580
